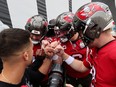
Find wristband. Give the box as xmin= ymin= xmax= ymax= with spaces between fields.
xmin=52 ymin=54 xmax=59 ymax=60
xmin=65 ymin=56 xmax=74 ymax=65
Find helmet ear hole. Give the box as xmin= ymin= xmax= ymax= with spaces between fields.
xmin=95 ymin=27 xmax=102 ymax=38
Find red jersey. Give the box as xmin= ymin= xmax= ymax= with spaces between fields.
xmin=62 ymin=39 xmax=90 ymax=78
xmin=83 ymin=40 xmax=116 ymax=87
xmin=33 ymin=44 xmax=41 ymax=56
xmin=33 ymin=37 xmax=58 ymax=56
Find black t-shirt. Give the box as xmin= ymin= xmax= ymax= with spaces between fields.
xmin=0 ymin=57 xmax=46 ymax=87
xmin=0 ymin=58 xmax=3 ymax=73
xmin=0 ymin=68 xmax=45 ymax=87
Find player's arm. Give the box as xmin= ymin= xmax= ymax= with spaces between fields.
xmin=38 ymin=58 xmax=52 ymax=75
xmin=54 ymin=44 xmax=89 ymax=72
xmin=62 ymin=52 xmax=89 ymax=72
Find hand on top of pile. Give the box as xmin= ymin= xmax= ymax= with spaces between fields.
xmin=41 ymin=40 xmax=64 ymax=59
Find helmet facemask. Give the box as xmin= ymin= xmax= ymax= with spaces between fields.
xmin=73 ymin=18 xmax=102 ymax=46
xmin=31 ymin=29 xmax=45 ymax=44
xmin=57 ymin=24 xmax=75 ymax=43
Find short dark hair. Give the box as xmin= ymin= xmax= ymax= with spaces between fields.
xmin=0 ymin=28 xmax=31 ymax=58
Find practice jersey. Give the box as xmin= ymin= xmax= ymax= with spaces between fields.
xmin=62 ymin=39 xmax=90 ymax=78
xmin=83 ymin=40 xmax=116 ymax=87
xmin=33 ymin=44 xmax=41 ymax=56
xmin=33 ymin=36 xmax=59 ymax=56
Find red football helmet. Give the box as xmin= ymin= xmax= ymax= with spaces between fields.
xmin=25 ymin=15 xmax=48 ymax=44
xmin=55 ymin=12 xmax=75 ymax=42
xmin=73 ymin=2 xmax=113 ymax=45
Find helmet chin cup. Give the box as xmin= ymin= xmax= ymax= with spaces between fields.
xmin=32 ymin=40 xmax=39 ymax=45
xmin=81 ymin=36 xmax=93 ymax=46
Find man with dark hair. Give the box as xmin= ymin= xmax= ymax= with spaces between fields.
xmin=25 ymin=15 xmax=54 ymax=87
xmin=0 ymin=20 xmax=9 ymax=73
xmin=0 ymin=28 xmax=51 ymax=87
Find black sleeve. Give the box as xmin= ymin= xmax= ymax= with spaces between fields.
xmin=26 ymin=68 xmax=46 ymax=83
xmin=29 ymin=55 xmax=45 ymax=71
xmin=0 ymin=58 xmax=3 ymax=73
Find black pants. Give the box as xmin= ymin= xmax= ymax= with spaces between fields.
xmin=66 ymin=74 xmax=92 ymax=87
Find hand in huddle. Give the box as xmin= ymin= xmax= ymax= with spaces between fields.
xmin=41 ymin=40 xmax=65 ymax=59
xmin=65 ymin=84 xmax=74 ymax=87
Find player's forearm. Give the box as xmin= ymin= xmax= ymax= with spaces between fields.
xmin=62 ymin=52 xmax=88 ymax=72
xmin=38 ymin=58 xmax=52 ymax=75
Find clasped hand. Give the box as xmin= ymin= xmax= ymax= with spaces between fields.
xmin=41 ymin=40 xmax=64 ymax=59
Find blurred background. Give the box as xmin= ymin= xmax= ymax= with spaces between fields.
xmin=0 ymin=0 xmax=115 ymax=29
